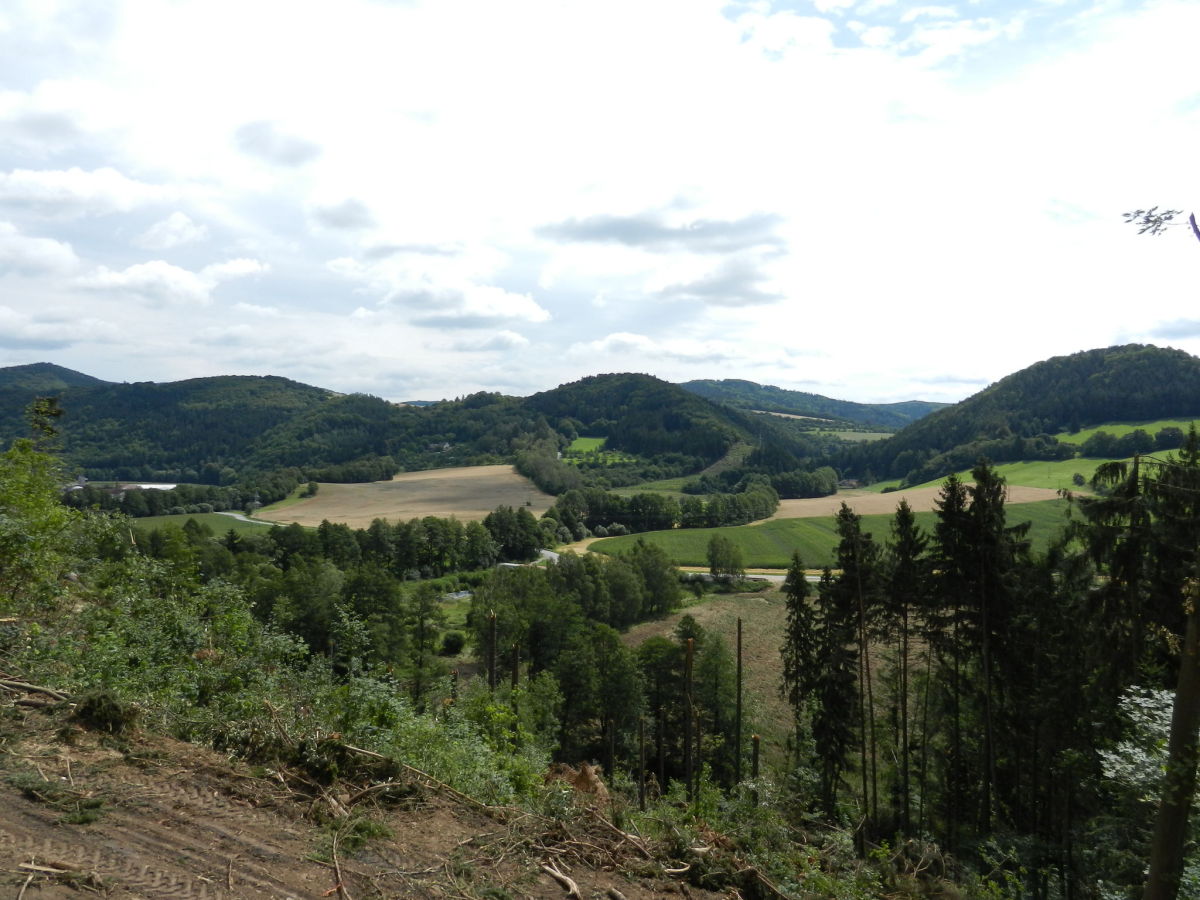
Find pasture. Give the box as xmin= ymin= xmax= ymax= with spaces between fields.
xmin=566 ymin=436 xmax=607 ymax=453
xmin=1051 ymin=418 xmax=1199 ymax=445
xmin=257 ymin=465 xmax=554 ymax=529
xmin=590 ymin=497 xmax=1072 ymax=569
xmin=132 ymin=512 xmax=274 ymax=536
xmin=561 ymin=435 xmax=637 ymax=466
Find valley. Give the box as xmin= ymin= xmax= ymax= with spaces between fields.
xmin=4 ymin=343 xmax=1200 ymax=900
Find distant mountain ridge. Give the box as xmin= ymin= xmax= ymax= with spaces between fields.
xmin=681 ymin=378 xmax=949 ymax=428
xmin=0 ymin=362 xmax=109 ymax=392
xmin=0 ymin=365 xmax=758 ymax=486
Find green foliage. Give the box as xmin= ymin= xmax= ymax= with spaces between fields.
xmin=706 ymin=533 xmax=744 ymax=581
xmin=682 ymin=378 xmax=947 ymax=428
xmin=0 ymin=438 xmax=83 ymax=611
xmin=843 ymin=344 xmax=1200 ymax=482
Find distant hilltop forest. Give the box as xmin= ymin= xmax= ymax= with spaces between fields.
xmin=2 ymin=344 xmax=1199 ymax=509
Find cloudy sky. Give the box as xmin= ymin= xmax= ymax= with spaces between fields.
xmin=0 ymin=0 xmax=1197 ymax=403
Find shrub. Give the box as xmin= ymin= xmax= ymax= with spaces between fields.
xmin=440 ymin=631 xmax=466 ymax=656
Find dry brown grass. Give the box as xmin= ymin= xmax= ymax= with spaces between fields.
xmin=258 ymin=464 xmax=555 ymax=529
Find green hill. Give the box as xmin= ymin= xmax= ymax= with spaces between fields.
xmin=843 ymin=344 xmax=1200 ymax=484
xmin=682 ymin=378 xmax=948 ymax=427
xmin=526 ymin=373 xmax=751 ymax=466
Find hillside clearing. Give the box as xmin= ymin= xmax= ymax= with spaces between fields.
xmin=258 ymin=464 xmax=554 ymax=529
xmin=0 ymin=697 xmax=721 ymax=900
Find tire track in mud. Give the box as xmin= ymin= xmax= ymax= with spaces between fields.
xmin=0 ymin=757 xmax=330 ymax=898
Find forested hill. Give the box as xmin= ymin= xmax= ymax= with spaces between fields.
xmin=682 ymin=378 xmax=949 ymax=427
xmin=525 ymin=373 xmax=750 ymax=465
xmin=0 ymin=362 xmax=109 ymax=392
xmin=0 ymin=366 xmax=757 ymax=486
xmin=842 ymin=344 xmax=1200 ymax=483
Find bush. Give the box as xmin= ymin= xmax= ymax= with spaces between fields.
xmin=440 ymin=631 xmax=466 ymax=656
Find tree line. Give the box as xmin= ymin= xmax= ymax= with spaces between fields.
xmin=780 ymin=450 xmax=1200 ymax=898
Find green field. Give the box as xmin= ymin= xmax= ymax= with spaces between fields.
xmin=561 ymin=435 xmax=636 ymax=466
xmin=865 ymin=456 xmax=1135 ymax=495
xmin=612 ymin=477 xmax=689 ymax=498
xmin=131 ymin=512 xmax=277 ymax=536
xmin=590 ymin=498 xmax=1073 ymax=569
xmin=819 ymin=430 xmax=892 ymax=443
xmin=567 ymin=436 xmax=607 ymax=453
xmin=1051 ymin=418 xmax=1199 ymax=445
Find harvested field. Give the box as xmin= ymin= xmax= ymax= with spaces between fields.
xmin=258 ymin=464 xmax=554 ymax=529
xmin=767 ymin=484 xmax=1062 ymax=521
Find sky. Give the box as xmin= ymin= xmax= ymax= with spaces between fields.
xmin=0 ymin=0 xmax=1197 ymax=404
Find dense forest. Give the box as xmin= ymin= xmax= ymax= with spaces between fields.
xmin=683 ymin=378 xmax=949 ymax=427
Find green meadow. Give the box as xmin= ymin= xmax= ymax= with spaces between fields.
xmin=132 ymin=512 xmax=277 ymax=536
xmin=1050 ymin=418 xmax=1199 ymax=444
xmin=590 ymin=498 xmax=1073 ymax=569
xmin=566 ymin=436 xmax=607 ymax=453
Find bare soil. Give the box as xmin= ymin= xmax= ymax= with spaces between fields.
xmin=766 ymin=484 xmax=1061 ymax=521
xmin=0 ymin=685 xmax=729 ymax=900
xmin=259 ymin=465 xmax=555 ymax=530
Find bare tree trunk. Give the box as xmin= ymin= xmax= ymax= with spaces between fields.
xmin=1143 ymin=581 xmax=1200 ymax=900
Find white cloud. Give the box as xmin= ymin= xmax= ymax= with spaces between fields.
xmin=900 ymin=6 xmax=958 ymax=24
xmin=0 ymin=166 xmax=165 ymax=218
xmin=0 ymin=221 xmax=78 ymax=273
xmin=328 ymin=249 xmax=549 ymax=327
xmin=135 ymin=211 xmax=208 ymax=249
xmin=234 ymin=121 xmax=321 ymax=167
xmin=569 ymin=332 xmax=736 ymax=365
xmin=451 ymin=330 xmax=530 ymax=352
xmin=311 ymin=198 xmax=374 ymax=230
xmin=78 ymin=257 xmax=267 ymax=306
xmin=202 ymin=258 xmax=268 ymax=280
xmin=0 ymin=304 xmax=117 ymax=350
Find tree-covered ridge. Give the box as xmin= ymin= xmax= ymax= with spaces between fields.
xmin=525 ymin=373 xmax=750 ymax=465
xmin=682 ymin=378 xmax=949 ymax=427
xmin=842 ymin=344 xmax=1200 ymax=482
xmin=0 ymin=368 xmax=767 ymax=490
xmin=0 ymin=361 xmax=109 ymax=392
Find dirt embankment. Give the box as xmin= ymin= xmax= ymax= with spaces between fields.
xmin=0 ymin=682 xmax=724 ymax=899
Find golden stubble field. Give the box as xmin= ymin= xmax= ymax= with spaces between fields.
xmin=259 ymin=465 xmax=555 ymax=529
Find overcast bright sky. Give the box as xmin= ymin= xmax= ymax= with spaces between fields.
xmin=0 ymin=0 xmax=1197 ymax=404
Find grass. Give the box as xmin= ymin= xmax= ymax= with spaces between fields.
xmin=562 ymin=435 xmax=638 ymax=466
xmin=566 ymin=436 xmax=607 ymax=453
xmin=865 ymin=457 xmax=1131 ymax=494
xmin=612 ymin=477 xmax=690 ymax=498
xmin=259 ymin=485 xmax=311 ymax=513
xmin=613 ymin=442 xmax=756 ymax=498
xmin=819 ymin=430 xmax=892 ymax=443
xmin=132 ymin=512 xmax=277 ymax=535
xmin=1051 ymin=418 xmax=1200 ymax=445
xmin=591 ymin=498 xmax=1073 ymax=569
